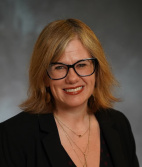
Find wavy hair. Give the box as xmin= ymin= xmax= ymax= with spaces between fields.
xmin=19 ymin=18 xmax=119 ymax=113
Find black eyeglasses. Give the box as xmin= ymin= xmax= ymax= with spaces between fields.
xmin=46 ymin=58 xmax=98 ymax=80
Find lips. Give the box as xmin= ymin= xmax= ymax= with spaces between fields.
xmin=63 ymin=86 xmax=84 ymax=95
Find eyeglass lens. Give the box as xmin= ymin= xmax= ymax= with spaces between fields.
xmin=47 ymin=58 xmax=97 ymax=80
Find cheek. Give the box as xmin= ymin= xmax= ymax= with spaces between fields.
xmin=88 ymin=75 xmax=96 ymax=92
xmin=49 ymin=84 xmax=57 ymax=95
xmin=49 ymin=81 xmax=63 ymax=98
xmin=89 ymin=74 xmax=96 ymax=85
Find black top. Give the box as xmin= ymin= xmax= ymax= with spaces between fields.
xmin=0 ymin=109 xmax=139 ymax=167
xmin=100 ymin=129 xmax=114 ymax=167
xmin=62 ymin=129 xmax=114 ymax=167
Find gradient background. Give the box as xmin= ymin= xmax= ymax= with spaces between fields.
xmin=0 ymin=0 xmax=141 ymax=164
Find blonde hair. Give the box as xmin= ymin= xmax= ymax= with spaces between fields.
xmin=19 ymin=18 xmax=119 ymax=113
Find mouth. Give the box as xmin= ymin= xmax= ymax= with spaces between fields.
xmin=63 ymin=86 xmax=84 ymax=95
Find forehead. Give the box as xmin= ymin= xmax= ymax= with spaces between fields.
xmin=57 ymin=39 xmax=91 ymax=63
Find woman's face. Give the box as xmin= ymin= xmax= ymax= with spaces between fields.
xmin=46 ymin=38 xmax=95 ymax=110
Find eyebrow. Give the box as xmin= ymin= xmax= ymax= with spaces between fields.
xmin=50 ymin=58 xmax=94 ymax=65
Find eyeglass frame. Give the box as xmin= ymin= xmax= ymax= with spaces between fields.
xmin=46 ymin=58 xmax=98 ymax=80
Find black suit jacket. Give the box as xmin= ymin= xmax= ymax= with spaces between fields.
xmin=0 ymin=109 xmax=139 ymax=167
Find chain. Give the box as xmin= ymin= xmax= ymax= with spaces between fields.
xmin=55 ymin=116 xmax=89 ymax=137
xmin=54 ymin=115 xmax=90 ymax=167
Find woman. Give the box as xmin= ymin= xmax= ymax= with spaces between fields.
xmin=0 ymin=18 xmax=139 ymax=167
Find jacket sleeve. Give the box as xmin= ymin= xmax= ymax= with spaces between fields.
xmin=0 ymin=122 xmax=26 ymax=167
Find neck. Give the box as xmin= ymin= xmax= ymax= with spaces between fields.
xmin=53 ymin=103 xmax=90 ymax=128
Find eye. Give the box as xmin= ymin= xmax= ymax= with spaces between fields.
xmin=51 ymin=64 xmax=67 ymax=71
xmin=55 ymin=66 xmax=63 ymax=69
xmin=76 ymin=63 xmax=87 ymax=68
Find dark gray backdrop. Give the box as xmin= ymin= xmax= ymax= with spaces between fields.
xmin=0 ymin=0 xmax=141 ymax=164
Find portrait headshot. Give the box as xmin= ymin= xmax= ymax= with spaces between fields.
xmin=0 ymin=1 xmax=141 ymax=167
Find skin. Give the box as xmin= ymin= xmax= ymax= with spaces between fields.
xmin=46 ymin=38 xmax=96 ymax=114
xmin=45 ymin=38 xmax=100 ymax=167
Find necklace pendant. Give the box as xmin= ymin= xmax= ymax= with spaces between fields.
xmin=78 ymin=135 xmax=82 ymax=137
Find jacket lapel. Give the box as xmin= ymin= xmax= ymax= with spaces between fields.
xmin=38 ymin=111 xmax=129 ymax=167
xmin=38 ymin=113 xmax=69 ymax=167
xmin=95 ymin=111 xmax=128 ymax=167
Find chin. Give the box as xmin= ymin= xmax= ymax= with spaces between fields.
xmin=63 ymin=99 xmax=88 ymax=108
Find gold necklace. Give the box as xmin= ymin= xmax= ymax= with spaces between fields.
xmin=55 ymin=115 xmax=89 ymax=138
xmin=55 ymin=115 xmax=90 ymax=167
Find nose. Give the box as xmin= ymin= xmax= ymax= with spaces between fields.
xmin=65 ymin=68 xmax=80 ymax=84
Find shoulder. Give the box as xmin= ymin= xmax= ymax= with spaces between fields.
xmin=95 ymin=108 xmax=132 ymax=133
xmin=1 ymin=112 xmax=38 ymax=130
xmin=95 ymin=108 xmax=129 ymax=123
xmin=0 ymin=112 xmax=40 ymax=142
xmin=95 ymin=108 xmax=136 ymax=149
xmin=95 ymin=108 xmax=135 ymax=145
